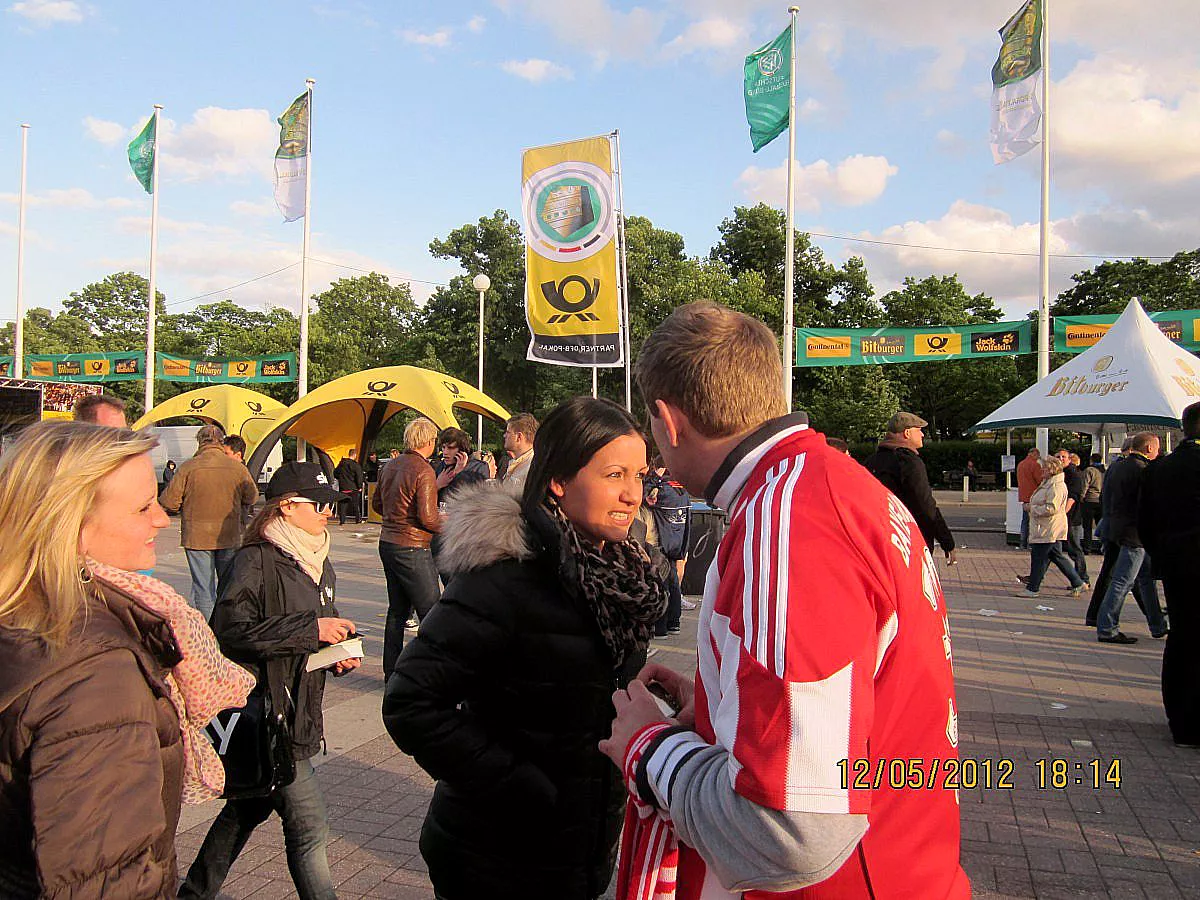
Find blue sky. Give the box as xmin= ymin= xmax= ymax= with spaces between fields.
xmin=2 ymin=0 xmax=1197 ymax=327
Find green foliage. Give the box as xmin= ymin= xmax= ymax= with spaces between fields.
xmin=801 ymin=366 xmax=900 ymax=442
xmin=849 ymin=439 xmax=1035 ymax=486
xmin=1053 ymin=249 xmax=1200 ymax=316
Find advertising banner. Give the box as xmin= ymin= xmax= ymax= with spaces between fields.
xmin=794 ymin=320 xmax=1032 ymax=367
xmin=156 ymin=353 xmax=298 ymax=383
xmin=1053 ymin=309 xmax=1200 ymax=353
xmin=25 ymin=352 xmax=144 ymax=382
xmin=521 ymin=135 xmax=623 ymax=367
xmin=0 ymin=356 xmax=12 ymax=377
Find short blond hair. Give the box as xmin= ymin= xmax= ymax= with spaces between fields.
xmin=1041 ymin=455 xmax=1064 ymax=476
xmin=0 ymin=422 xmax=158 ymax=649
xmin=404 ymin=416 xmax=439 ymax=452
xmin=636 ymin=301 xmax=787 ymax=438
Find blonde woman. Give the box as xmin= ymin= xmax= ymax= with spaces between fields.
xmin=1018 ymin=454 xmax=1087 ymax=597
xmin=0 ymin=422 xmax=254 ymax=899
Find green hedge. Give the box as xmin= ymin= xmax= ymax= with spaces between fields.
xmin=849 ymin=440 xmax=1033 ymax=488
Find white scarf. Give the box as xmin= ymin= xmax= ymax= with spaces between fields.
xmin=262 ymin=517 xmax=330 ymax=584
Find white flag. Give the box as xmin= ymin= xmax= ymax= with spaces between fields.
xmin=990 ymin=0 xmax=1043 ymax=164
xmin=273 ymin=92 xmax=309 ymax=221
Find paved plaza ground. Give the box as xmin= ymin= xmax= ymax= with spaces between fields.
xmin=159 ymin=491 xmax=1199 ymax=898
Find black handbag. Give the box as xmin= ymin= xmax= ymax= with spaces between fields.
xmin=204 ymin=546 xmax=297 ymax=799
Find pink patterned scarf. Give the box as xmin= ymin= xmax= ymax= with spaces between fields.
xmin=89 ymin=560 xmax=256 ymax=804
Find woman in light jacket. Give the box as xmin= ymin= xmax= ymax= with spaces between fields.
xmin=1018 ymin=455 xmax=1086 ymax=597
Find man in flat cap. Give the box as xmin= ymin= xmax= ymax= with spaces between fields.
xmin=864 ymin=412 xmax=958 ymax=565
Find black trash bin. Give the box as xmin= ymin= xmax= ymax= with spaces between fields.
xmin=682 ymin=505 xmax=727 ymax=595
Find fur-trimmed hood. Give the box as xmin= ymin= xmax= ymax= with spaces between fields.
xmin=440 ymin=480 xmax=537 ymax=575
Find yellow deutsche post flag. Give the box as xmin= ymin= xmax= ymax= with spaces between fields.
xmin=227 ymin=360 xmax=258 ymax=379
xmin=521 ymin=135 xmax=622 ymax=367
xmin=914 ymin=333 xmax=964 ymax=357
xmin=82 ymin=357 xmax=111 ymax=377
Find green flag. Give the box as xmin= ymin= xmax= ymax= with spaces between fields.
xmin=744 ymin=24 xmax=792 ymax=153
xmin=127 ymin=114 xmax=156 ymax=194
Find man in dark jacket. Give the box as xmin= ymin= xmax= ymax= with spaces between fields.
xmin=1081 ymin=454 xmax=1105 ymax=552
xmin=1055 ymin=449 xmax=1089 ymax=585
xmin=334 ymin=449 xmax=365 ymax=525
xmin=1139 ymin=403 xmax=1200 ymax=745
xmin=863 ymin=412 xmax=957 ymax=564
xmin=1095 ymin=432 xmax=1166 ymax=644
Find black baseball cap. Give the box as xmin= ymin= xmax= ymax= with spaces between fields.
xmin=266 ymin=461 xmax=343 ymax=504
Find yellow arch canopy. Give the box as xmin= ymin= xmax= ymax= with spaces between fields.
xmin=245 ymin=366 xmax=510 ymax=477
xmin=132 ymin=386 xmax=286 ymax=454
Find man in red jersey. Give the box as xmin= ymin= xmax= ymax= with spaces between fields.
xmin=602 ymin=302 xmax=969 ymax=899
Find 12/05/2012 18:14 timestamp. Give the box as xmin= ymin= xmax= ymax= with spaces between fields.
xmin=837 ymin=758 xmax=1122 ymax=791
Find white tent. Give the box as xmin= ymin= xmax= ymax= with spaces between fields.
xmin=973 ymin=300 xmax=1200 ymax=433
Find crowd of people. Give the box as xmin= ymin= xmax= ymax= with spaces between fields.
xmin=4 ymin=301 xmax=1197 ymax=899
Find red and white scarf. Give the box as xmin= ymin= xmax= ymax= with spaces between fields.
xmin=618 ymin=723 xmax=680 ymax=900
xmin=90 ymin=560 xmax=256 ymax=804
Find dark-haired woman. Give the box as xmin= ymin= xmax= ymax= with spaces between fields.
xmin=383 ymin=397 xmax=667 ymax=900
xmin=179 ymin=462 xmax=359 ymax=900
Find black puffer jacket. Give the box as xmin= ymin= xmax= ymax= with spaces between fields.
xmin=383 ymin=484 xmax=646 ymax=900
xmin=211 ymin=538 xmax=338 ymax=760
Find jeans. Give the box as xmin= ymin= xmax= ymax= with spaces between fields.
xmin=379 ymin=542 xmax=440 ymax=676
xmin=1097 ymin=545 xmax=1167 ymax=638
xmin=1081 ymin=501 xmax=1102 ymax=551
xmin=654 ymin=566 xmax=682 ymax=635
xmin=1028 ymin=541 xmax=1084 ymax=593
xmin=1019 ymin=507 xmax=1030 ymax=550
xmin=1086 ymin=541 xmax=1146 ymax=626
xmin=179 ymin=758 xmax=334 ymax=900
xmin=185 ymin=547 xmax=238 ymax=621
xmin=1064 ymin=524 xmax=1089 ymax=583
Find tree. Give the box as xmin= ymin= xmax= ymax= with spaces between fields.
xmin=309 ymin=274 xmax=418 ymax=385
xmin=710 ymin=203 xmax=881 ymax=329
xmin=878 ymin=275 xmax=1019 ymax=438
xmin=63 ymin=272 xmax=167 ymax=351
xmin=1052 ymin=249 xmax=1200 ymax=316
xmin=801 ymin=366 xmax=900 ymax=443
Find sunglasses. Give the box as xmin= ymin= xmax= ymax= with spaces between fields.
xmin=289 ymin=498 xmax=336 ymax=515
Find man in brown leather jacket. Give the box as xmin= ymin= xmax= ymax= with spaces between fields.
xmin=373 ymin=416 xmax=443 ymax=675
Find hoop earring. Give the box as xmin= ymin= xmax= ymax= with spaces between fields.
xmin=78 ymin=564 xmax=93 ymax=584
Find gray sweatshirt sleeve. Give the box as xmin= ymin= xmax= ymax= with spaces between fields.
xmin=638 ymin=730 xmax=868 ymax=894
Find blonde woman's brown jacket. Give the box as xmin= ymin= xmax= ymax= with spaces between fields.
xmin=0 ymin=583 xmax=185 ymax=898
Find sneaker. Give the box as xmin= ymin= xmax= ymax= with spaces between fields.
xmin=1151 ymin=630 xmax=1169 ymax=639
xmin=668 ymin=626 xmax=681 ymax=634
xmin=1013 ymin=588 xmax=1039 ymax=597
xmin=1069 ymin=585 xmax=1084 ymax=597
xmin=681 ymin=599 xmax=698 ymax=610
xmin=405 ymin=616 xmax=419 ymax=629
xmin=1015 ymin=575 xmax=1030 ymax=586
xmin=1098 ymin=632 xmax=1138 ymax=644
xmin=646 ymin=646 xmax=659 ymax=658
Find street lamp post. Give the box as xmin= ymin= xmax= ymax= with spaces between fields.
xmin=472 ymin=273 xmax=491 ymax=447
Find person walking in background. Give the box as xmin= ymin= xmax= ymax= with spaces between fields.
xmin=0 ymin=423 xmax=253 ymax=898
xmin=1017 ymin=454 xmax=1087 ymax=598
xmin=1015 ymin=447 xmax=1043 ymax=551
xmin=644 ymin=456 xmax=691 ymax=638
xmin=1095 ymin=432 xmax=1166 ymax=645
xmin=334 ymin=448 xmax=365 ymax=525
xmin=160 ymin=424 xmax=260 ymax=620
xmin=364 ymin=450 xmax=381 ymax=484
xmin=162 ymin=458 xmax=178 ymax=492
xmin=384 ymin=397 xmax=665 ymax=900
xmin=1081 ymin=453 xmax=1105 ymax=552
xmin=373 ymin=417 xmax=443 ymax=676
xmin=73 ymin=392 xmax=127 ymax=427
xmin=603 ymin=303 xmax=968 ymax=898
xmin=1139 ymin=402 xmax=1200 ymax=746
xmin=180 ymin=462 xmax=359 ymax=900
xmin=1055 ymin=449 xmax=1089 ymax=587
xmin=1085 ymin=438 xmax=1143 ymax=629
xmin=500 ymin=412 xmax=538 ymax=488
xmin=863 ymin=411 xmax=958 ymax=565
xmin=222 ymin=434 xmax=247 ymax=462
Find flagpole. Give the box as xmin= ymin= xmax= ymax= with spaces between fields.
xmin=14 ymin=124 xmax=29 ymax=379
xmin=783 ymin=5 xmax=800 ymax=410
xmin=1035 ymin=1 xmax=1050 ymax=455
xmin=297 ymin=78 xmax=314 ymax=461
xmin=612 ymin=129 xmax=632 ymax=411
xmin=145 ymin=105 xmax=162 ymax=416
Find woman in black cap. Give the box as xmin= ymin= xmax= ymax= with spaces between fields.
xmin=383 ymin=397 xmax=667 ymax=900
xmin=179 ymin=462 xmax=359 ymax=900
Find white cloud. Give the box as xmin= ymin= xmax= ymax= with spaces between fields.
xmin=662 ymin=17 xmax=747 ymax=56
xmin=738 ymin=154 xmax=898 ymax=213
xmin=500 ymin=58 xmax=573 ymax=83
xmin=160 ymin=108 xmax=278 ymax=183
xmin=7 ymin=0 xmax=83 ymax=26
xmin=0 ymin=187 xmax=137 ymax=210
xmin=400 ymin=27 xmax=452 ymax=47
xmin=466 ymin=15 xmax=485 ymax=33
xmin=497 ymin=0 xmax=666 ymax=65
xmin=799 ymin=98 xmax=824 ymax=120
xmin=229 ymin=198 xmax=280 ymax=218
xmin=83 ymin=116 xmax=126 ymax=145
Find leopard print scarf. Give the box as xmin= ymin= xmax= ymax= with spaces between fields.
xmin=549 ymin=503 xmax=668 ymax=667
